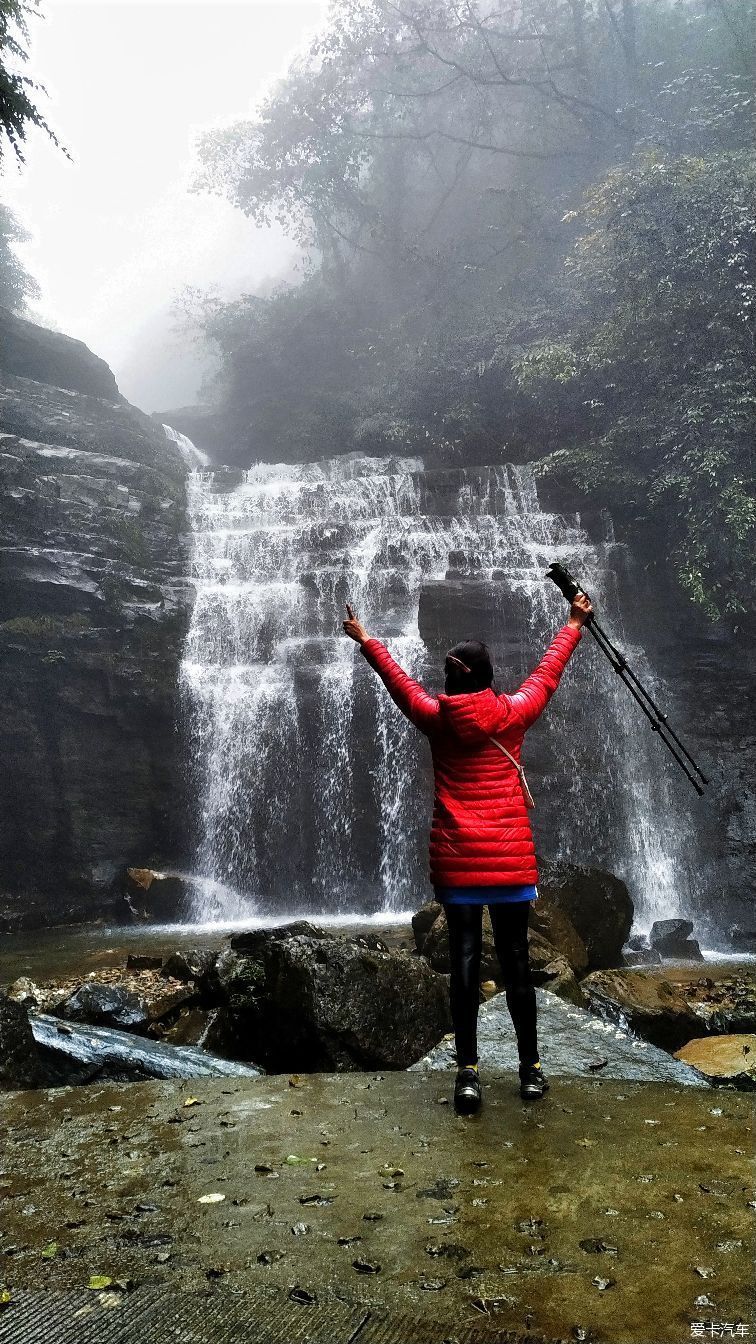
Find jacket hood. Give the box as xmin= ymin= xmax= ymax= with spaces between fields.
xmin=436 ymin=687 xmax=512 ymax=744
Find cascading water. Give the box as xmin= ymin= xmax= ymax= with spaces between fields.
xmin=180 ymin=453 xmax=702 ymax=929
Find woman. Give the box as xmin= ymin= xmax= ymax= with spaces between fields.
xmin=343 ymin=592 xmax=593 ymax=1111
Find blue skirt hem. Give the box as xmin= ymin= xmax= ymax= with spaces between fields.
xmin=434 ymin=883 xmax=538 ymax=906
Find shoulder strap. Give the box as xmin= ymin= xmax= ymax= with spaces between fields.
xmin=487 ymin=736 xmax=518 ymax=769
xmin=487 ymin=736 xmax=536 ymax=808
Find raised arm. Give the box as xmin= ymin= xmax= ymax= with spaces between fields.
xmin=343 ymin=604 xmax=439 ymax=734
xmin=359 ymin=639 xmax=440 ymax=734
xmin=502 ymin=593 xmax=593 ymax=729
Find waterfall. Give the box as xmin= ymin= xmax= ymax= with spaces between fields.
xmin=162 ymin=422 xmax=210 ymax=470
xmin=180 ymin=453 xmax=702 ymax=930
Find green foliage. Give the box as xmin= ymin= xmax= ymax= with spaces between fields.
xmin=0 ymin=200 xmax=38 ymax=310
xmin=0 ymin=0 xmax=66 ymax=164
xmin=519 ymin=148 xmax=756 ymax=617
xmin=185 ymin=0 xmax=756 ymax=617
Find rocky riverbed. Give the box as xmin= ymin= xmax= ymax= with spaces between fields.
xmin=2 ymin=901 xmax=755 ymax=1089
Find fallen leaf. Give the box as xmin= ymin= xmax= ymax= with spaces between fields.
xmin=87 ymin=1276 xmax=113 ymax=1290
xmin=183 ymin=1097 xmax=201 ymax=1108
xmin=40 ymin=1242 xmax=58 ymax=1259
xmin=284 ymin=1155 xmax=316 ymax=1166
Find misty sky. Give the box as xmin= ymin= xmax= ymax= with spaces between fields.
xmin=2 ymin=1 xmax=328 ymax=410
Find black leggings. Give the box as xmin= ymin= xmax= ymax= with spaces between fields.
xmin=445 ymin=901 xmax=538 ymax=1069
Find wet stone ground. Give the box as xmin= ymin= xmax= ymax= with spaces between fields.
xmin=0 ymin=1071 xmax=752 ymax=1343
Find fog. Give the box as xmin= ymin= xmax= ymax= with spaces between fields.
xmin=1 ymin=0 xmax=328 ymax=410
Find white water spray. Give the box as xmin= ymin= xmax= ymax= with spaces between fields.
xmin=180 ymin=454 xmax=700 ymax=927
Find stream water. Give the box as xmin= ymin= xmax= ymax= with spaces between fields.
xmin=178 ymin=453 xmax=707 ymax=932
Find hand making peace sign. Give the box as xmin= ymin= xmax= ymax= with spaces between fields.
xmin=342 ymin=603 xmax=370 ymax=646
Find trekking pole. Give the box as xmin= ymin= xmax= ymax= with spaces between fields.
xmin=546 ymin=562 xmax=708 ymax=796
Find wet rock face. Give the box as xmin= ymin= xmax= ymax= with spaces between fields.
xmin=215 ymin=924 xmax=452 ymax=1071
xmin=536 ymin=861 xmax=633 ymax=971
xmin=115 ymin=869 xmax=194 ymax=924
xmin=58 ymin=982 xmax=151 ymax=1032
xmin=0 ymin=308 xmax=190 ymax=929
xmin=582 ymin=967 xmax=756 ymax=1054
xmin=674 ymin=1033 xmax=756 ymax=1090
xmin=0 ymin=991 xmax=42 ymax=1090
xmin=649 ymin=919 xmax=704 ymax=960
xmin=30 ymin=1012 xmax=259 ymax=1084
xmin=581 ymin=969 xmax=702 ymax=1052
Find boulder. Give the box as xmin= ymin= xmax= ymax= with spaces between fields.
xmin=622 ymin=948 xmax=663 ymax=966
xmin=678 ymin=972 xmax=756 ymax=1037
xmin=650 ymin=918 xmax=694 ymax=948
xmin=626 ymin=933 xmax=649 ymax=951
xmin=536 ymin=860 xmax=634 ymax=970
xmin=412 ymin=901 xmax=441 ymax=953
xmin=161 ymin=947 xmax=219 ymax=985
xmin=146 ymin=984 xmax=198 ymax=1023
xmin=163 ymin=1006 xmax=234 ymax=1055
xmin=649 ymin=919 xmax=704 ymax=960
xmin=58 ymin=982 xmax=150 ymax=1032
xmin=580 ymin=969 xmax=702 ymax=1051
xmin=5 ymin=976 xmax=40 ymax=1006
xmin=0 ymin=992 xmax=42 ymax=1090
xmin=527 ymin=932 xmax=589 ymax=1008
xmin=673 ymin=1034 xmax=756 ymax=1090
xmin=30 ymin=1013 xmax=260 ymax=1084
xmin=116 ymin=868 xmax=192 ymax=924
xmin=215 ymin=924 xmax=451 ymax=1071
xmin=727 ymin=924 xmax=756 ymax=954
xmin=529 ymin=900 xmax=589 ymax=976
xmin=126 ymin=954 xmax=164 ymax=972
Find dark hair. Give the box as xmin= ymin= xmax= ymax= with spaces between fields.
xmin=444 ymin=639 xmax=494 ymax=695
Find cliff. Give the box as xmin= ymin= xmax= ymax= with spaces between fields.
xmin=0 ymin=307 xmax=190 ymax=929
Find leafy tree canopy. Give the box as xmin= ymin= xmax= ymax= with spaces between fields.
xmin=0 ymin=198 xmax=39 ymax=309
xmin=185 ymin=0 xmax=756 ymax=620
xmin=0 ymin=0 xmax=65 ymax=164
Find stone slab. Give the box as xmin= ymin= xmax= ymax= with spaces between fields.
xmin=413 ymin=987 xmax=710 ymax=1084
xmin=0 ymin=1072 xmax=751 ymax=1343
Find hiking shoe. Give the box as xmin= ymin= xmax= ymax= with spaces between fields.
xmin=454 ymin=1066 xmax=482 ymax=1115
xmin=519 ymin=1061 xmax=550 ymax=1100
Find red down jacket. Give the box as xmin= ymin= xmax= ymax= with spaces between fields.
xmin=360 ymin=623 xmax=583 ymax=887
